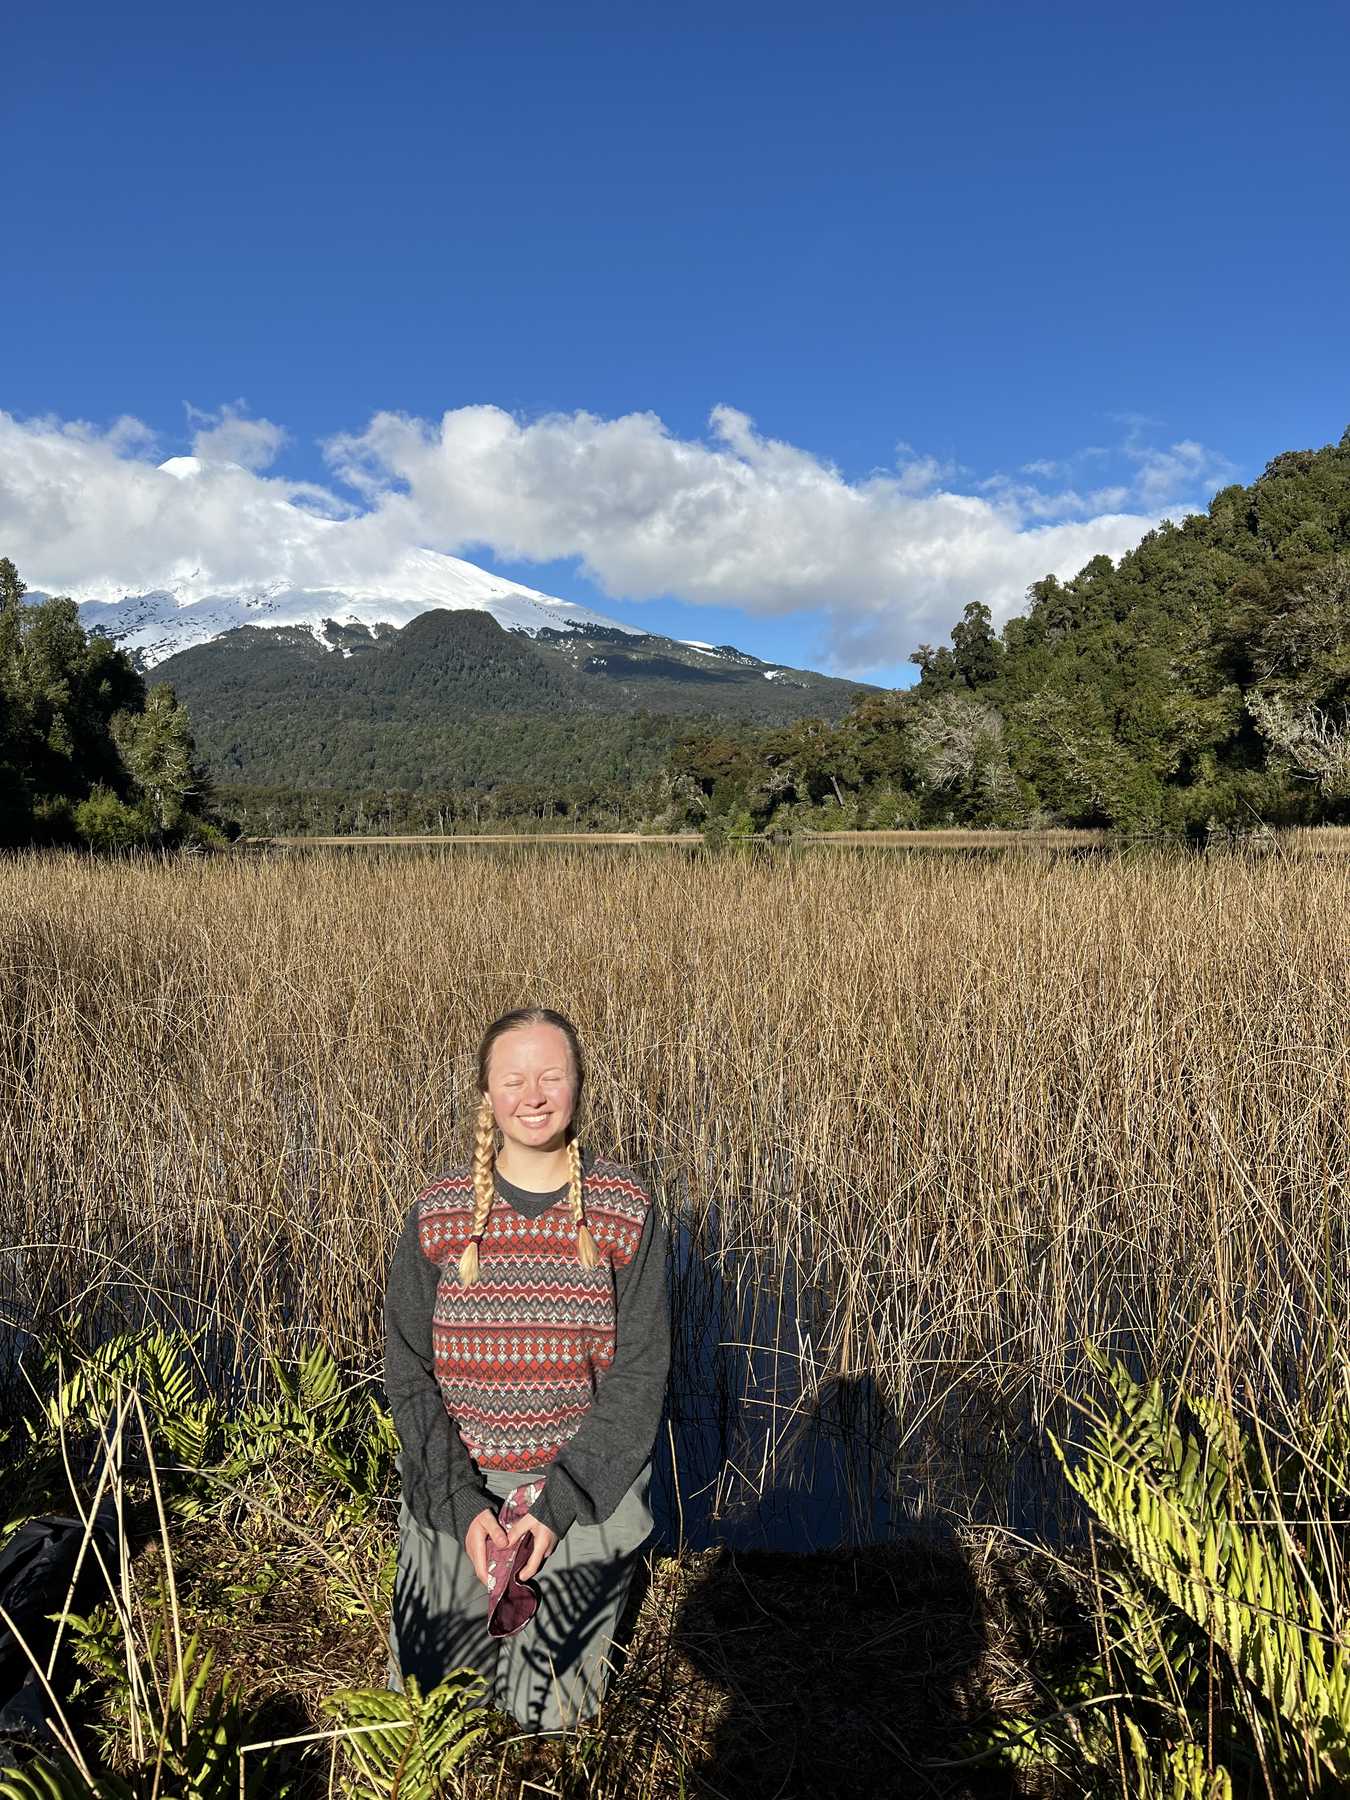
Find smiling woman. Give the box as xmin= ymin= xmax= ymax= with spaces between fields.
xmin=382 ymin=1005 xmax=672 ymax=1733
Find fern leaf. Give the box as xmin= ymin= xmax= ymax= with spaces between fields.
xmin=321 ymin=1671 xmax=489 ymax=1797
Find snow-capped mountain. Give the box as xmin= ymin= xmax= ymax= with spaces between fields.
xmin=42 ymin=454 xmax=644 ymax=668
xmin=66 ymin=549 xmax=640 ymax=670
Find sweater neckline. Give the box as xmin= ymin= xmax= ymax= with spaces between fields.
xmin=493 ymin=1169 xmax=567 ymax=1219
xmin=492 ymin=1148 xmax=593 ymax=1220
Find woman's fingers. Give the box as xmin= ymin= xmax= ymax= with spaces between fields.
xmin=468 ymin=1537 xmax=488 ymax=1587
xmin=467 ymin=1508 xmax=556 ymax=1590
xmin=516 ymin=1539 xmax=543 ymax=1583
xmin=511 ymin=1515 xmax=557 ymax=1584
xmin=466 ymin=1509 xmax=509 ymax=1587
xmin=468 ymin=1524 xmax=490 ymax=1587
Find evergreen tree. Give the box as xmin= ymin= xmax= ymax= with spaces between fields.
xmin=114 ymin=683 xmax=207 ymax=840
xmin=0 ymin=555 xmax=24 ymax=644
xmin=0 ymin=557 xmax=28 ymax=837
xmin=949 ymin=600 xmax=1004 ymax=689
xmin=0 ymin=557 xmax=217 ymax=848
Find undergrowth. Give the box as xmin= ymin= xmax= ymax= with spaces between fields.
xmin=7 ymin=1329 xmax=1350 ymax=1795
xmin=962 ymin=1351 xmax=1350 ymax=1798
xmin=0 ymin=1328 xmax=684 ymax=1798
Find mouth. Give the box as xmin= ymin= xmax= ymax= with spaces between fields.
xmin=519 ymin=1113 xmax=551 ymax=1128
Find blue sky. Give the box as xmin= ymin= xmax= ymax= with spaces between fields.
xmin=4 ymin=0 xmax=1348 ymax=685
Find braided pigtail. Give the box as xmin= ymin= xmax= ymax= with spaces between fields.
xmin=569 ymin=1133 xmax=601 ymax=1269
xmin=457 ymin=1092 xmax=497 ymax=1287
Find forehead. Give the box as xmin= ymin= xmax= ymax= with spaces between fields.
xmin=489 ymin=1023 xmax=574 ymax=1076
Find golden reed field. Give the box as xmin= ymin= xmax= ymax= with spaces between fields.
xmin=1 ymin=841 xmax=1348 ymax=1798
xmin=5 ymin=844 xmax=1346 ymax=1439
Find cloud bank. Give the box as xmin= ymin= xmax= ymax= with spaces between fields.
xmin=0 ymin=402 xmax=1236 ymax=674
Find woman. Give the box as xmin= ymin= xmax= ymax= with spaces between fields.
xmin=383 ymin=1005 xmax=671 ymax=1733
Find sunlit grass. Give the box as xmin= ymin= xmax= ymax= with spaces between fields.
xmin=3 ymin=843 xmax=1345 ymax=1515
xmin=3 ymin=842 xmax=1348 ymax=1794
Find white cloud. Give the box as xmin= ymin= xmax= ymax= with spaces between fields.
xmin=321 ymin=403 xmax=1228 ymax=667
xmin=892 ymin=441 xmax=967 ymax=494
xmin=186 ymin=400 xmax=288 ymax=472
xmin=0 ymin=402 xmax=1235 ymax=676
xmin=1126 ymin=436 xmax=1237 ymax=508
xmin=0 ymin=411 xmax=373 ymax=600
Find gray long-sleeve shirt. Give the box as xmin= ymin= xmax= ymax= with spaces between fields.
xmin=382 ymin=1152 xmax=671 ymax=1546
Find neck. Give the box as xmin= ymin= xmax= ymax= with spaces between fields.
xmin=495 ymin=1138 xmax=572 ymax=1191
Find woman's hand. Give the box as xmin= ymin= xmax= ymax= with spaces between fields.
xmin=505 ymin=1511 xmax=557 ymax=1583
xmin=465 ymin=1508 xmax=510 ymax=1588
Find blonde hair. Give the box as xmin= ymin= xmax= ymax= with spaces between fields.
xmin=457 ymin=1011 xmax=601 ymax=1287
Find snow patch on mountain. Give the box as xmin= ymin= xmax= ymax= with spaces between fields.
xmin=17 ymin=450 xmax=647 ymax=668
xmin=60 ymin=545 xmax=642 ymax=669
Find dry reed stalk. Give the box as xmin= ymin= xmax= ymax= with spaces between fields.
xmin=1 ymin=845 xmax=1347 ymax=1536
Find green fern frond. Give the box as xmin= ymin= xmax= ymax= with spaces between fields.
xmin=320 ymin=1671 xmax=489 ymax=1797
xmin=1121 ymin=1718 xmax=1233 ymax=1800
xmin=35 ymin=1327 xmax=207 ymax=1455
xmin=161 ymin=1401 xmax=218 ymax=1471
xmin=0 ymin=1755 xmax=123 ymax=1800
xmin=1054 ymin=1358 xmax=1350 ymax=1783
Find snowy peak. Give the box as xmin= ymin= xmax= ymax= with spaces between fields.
xmin=62 ymin=546 xmax=642 ymax=668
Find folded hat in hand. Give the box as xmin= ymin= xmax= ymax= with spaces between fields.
xmin=485 ymin=1477 xmax=547 ymax=1639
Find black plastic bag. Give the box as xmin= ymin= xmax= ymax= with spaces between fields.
xmin=0 ymin=1506 xmax=118 ymax=1767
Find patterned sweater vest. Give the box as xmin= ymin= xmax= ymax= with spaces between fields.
xmin=416 ymin=1158 xmax=650 ymax=1472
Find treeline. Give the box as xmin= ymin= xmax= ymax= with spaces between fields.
xmin=197 ymin=708 xmax=681 ymax=796
xmin=0 ymin=558 xmax=218 ymax=849
xmin=6 ymin=428 xmax=1349 ymax=848
xmin=667 ymin=431 xmax=1350 ymax=839
xmin=213 ymin=769 xmax=697 ymax=837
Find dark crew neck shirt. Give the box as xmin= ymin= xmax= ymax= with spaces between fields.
xmin=492 ymin=1166 xmax=570 ymax=1217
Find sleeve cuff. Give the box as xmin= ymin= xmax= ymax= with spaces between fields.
xmin=442 ymin=1481 xmax=496 ymax=1544
xmin=531 ymin=1474 xmax=580 ymax=1542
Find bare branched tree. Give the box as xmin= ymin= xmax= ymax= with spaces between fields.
xmin=1247 ymin=690 xmax=1350 ymax=797
xmin=906 ymin=693 xmax=1004 ymax=787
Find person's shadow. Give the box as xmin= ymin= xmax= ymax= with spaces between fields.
xmin=601 ymin=1214 xmax=1077 ymax=1799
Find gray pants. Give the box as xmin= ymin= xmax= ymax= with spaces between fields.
xmin=387 ymin=1460 xmax=654 ymax=1733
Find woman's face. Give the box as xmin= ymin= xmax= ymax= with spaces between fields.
xmin=485 ymin=1023 xmax=577 ymax=1156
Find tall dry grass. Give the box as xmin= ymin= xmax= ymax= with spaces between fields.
xmin=2 ymin=844 xmax=1347 ymax=1537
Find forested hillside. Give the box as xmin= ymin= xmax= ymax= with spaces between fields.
xmin=147 ymin=607 xmax=870 ymax=826
xmin=673 ymin=431 xmax=1350 ymax=838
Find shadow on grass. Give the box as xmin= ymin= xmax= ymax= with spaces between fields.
xmin=672 ymin=1533 xmax=995 ymax=1799
xmin=599 ymin=1227 xmax=1087 ymax=1799
xmin=604 ymin=1516 xmax=1086 ymax=1800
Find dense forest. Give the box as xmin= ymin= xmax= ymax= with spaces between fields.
xmin=145 ymin=607 xmax=868 ymax=807
xmin=0 ymin=558 xmax=218 ymax=849
xmin=4 ymin=428 xmax=1348 ymax=844
xmin=667 ymin=430 xmax=1350 ymax=839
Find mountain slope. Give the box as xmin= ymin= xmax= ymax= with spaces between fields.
xmin=151 ymin=608 xmax=873 ymax=791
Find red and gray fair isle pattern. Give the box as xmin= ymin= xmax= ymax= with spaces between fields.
xmin=417 ymin=1159 xmax=651 ymax=1472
